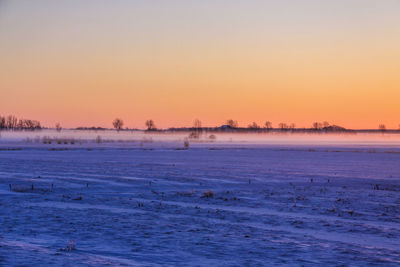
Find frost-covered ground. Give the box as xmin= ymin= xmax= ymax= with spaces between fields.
xmin=0 ymin=131 xmax=400 ymax=266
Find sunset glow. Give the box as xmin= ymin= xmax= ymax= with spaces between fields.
xmin=1 ymin=0 xmax=399 ymax=129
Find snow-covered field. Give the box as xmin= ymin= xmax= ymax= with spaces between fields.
xmin=1 ymin=131 xmax=400 ymax=266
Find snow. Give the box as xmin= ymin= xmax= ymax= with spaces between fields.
xmin=0 ymin=130 xmax=400 ymax=266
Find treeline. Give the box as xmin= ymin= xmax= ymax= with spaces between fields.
xmin=75 ymin=126 xmax=107 ymax=131
xmin=0 ymin=115 xmax=42 ymax=130
xmin=110 ymin=118 xmax=351 ymax=133
xmin=169 ymin=119 xmax=350 ymax=133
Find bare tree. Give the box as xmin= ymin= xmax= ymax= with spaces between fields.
xmin=56 ymin=123 xmax=62 ymax=132
xmin=21 ymin=120 xmax=41 ymax=130
xmin=0 ymin=116 xmax=5 ymax=129
xmin=112 ymin=118 xmax=124 ymax=132
xmin=17 ymin=119 xmax=23 ymax=129
xmin=193 ymin=119 xmax=202 ymax=129
xmin=0 ymin=115 xmax=41 ymax=130
xmin=265 ymin=121 xmax=272 ymax=130
xmin=289 ymin=123 xmax=296 ymax=130
xmin=279 ymin=123 xmax=288 ymax=131
xmin=6 ymin=115 xmax=17 ymax=130
xmin=323 ymin=121 xmax=330 ymax=128
xmin=379 ymin=124 xmax=386 ymax=132
xmin=226 ymin=119 xmax=238 ymax=128
xmin=145 ymin=120 xmax=156 ymax=131
xmin=312 ymin=122 xmax=323 ymax=130
xmin=190 ymin=119 xmax=202 ymax=139
xmin=248 ymin=122 xmax=260 ymax=129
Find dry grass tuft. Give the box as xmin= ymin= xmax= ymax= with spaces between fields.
xmin=201 ymin=190 xmax=214 ymax=198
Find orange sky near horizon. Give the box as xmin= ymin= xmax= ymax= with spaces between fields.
xmin=1 ymin=1 xmax=399 ymax=129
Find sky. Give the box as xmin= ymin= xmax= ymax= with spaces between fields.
xmin=0 ymin=0 xmax=399 ymax=129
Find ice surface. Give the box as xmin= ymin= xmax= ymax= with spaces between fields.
xmin=0 ymin=130 xmax=399 ymax=266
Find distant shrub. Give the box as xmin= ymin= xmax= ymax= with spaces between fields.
xmin=60 ymin=239 xmax=76 ymax=252
xmin=11 ymin=184 xmax=51 ymax=194
xmin=202 ymin=190 xmax=214 ymax=198
xmin=188 ymin=132 xmax=200 ymax=139
xmin=184 ymin=139 xmax=189 ymax=149
xmin=11 ymin=185 xmax=32 ymax=193
xmin=55 ymin=123 xmax=62 ymax=132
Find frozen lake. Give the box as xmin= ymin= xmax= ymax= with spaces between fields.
xmin=1 ymin=131 xmax=400 ymax=265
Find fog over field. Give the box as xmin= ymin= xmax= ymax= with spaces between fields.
xmin=1 ymin=129 xmax=400 ymax=147
xmin=1 ymin=131 xmax=399 ymax=265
